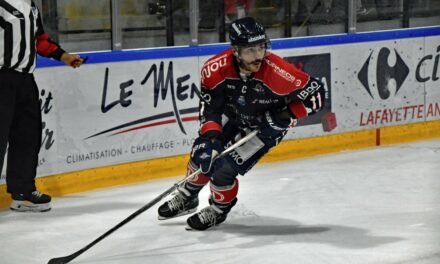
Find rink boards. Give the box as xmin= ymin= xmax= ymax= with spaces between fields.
xmin=1 ymin=26 xmax=440 ymax=207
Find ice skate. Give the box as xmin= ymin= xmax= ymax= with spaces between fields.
xmin=186 ymin=198 xmax=236 ymax=231
xmin=158 ymin=188 xmax=199 ymax=220
xmin=10 ymin=191 xmax=51 ymax=212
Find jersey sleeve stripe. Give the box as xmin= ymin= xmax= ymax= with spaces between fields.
xmin=200 ymin=121 xmax=222 ymax=135
xmin=36 ymin=33 xmax=60 ymax=57
xmin=288 ymin=101 xmax=308 ymax=119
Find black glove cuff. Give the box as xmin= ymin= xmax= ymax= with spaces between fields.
xmin=274 ymin=108 xmax=293 ymax=122
xmin=203 ymin=130 xmax=221 ymax=140
xmin=50 ymin=48 xmax=66 ymax=61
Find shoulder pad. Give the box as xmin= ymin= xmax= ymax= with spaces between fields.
xmin=255 ymin=52 xmax=310 ymax=95
xmin=201 ymin=48 xmax=238 ymax=90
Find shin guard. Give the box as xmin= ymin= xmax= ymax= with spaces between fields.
xmin=210 ymin=178 xmax=239 ymax=206
xmin=184 ymin=160 xmax=210 ymax=195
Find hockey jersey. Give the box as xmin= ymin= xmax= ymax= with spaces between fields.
xmin=199 ymin=48 xmax=322 ymax=136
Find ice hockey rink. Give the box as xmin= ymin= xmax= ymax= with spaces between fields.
xmin=0 ymin=138 xmax=439 ymax=264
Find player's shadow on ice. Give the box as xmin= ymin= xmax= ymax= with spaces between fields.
xmin=80 ymin=214 xmax=403 ymax=263
xmin=87 ymin=214 xmax=404 ymax=263
xmin=197 ymin=213 xmax=403 ymax=250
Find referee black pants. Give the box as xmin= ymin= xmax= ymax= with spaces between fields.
xmin=0 ymin=69 xmax=42 ymax=194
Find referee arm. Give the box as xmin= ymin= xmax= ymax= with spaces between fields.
xmin=35 ymin=10 xmax=85 ymax=69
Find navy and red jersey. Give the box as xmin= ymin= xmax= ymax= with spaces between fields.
xmin=199 ymin=48 xmax=322 ymax=137
xmin=0 ymin=0 xmax=65 ymax=73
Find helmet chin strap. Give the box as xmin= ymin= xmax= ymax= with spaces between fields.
xmin=233 ymin=47 xmax=248 ymax=73
xmin=237 ymin=57 xmax=251 ymax=73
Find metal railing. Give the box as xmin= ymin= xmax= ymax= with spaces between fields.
xmin=36 ymin=0 xmax=440 ymax=52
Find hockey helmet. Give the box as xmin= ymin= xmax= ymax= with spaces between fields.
xmin=229 ymin=17 xmax=269 ymax=47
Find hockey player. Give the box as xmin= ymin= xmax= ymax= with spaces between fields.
xmin=158 ymin=17 xmax=325 ymax=230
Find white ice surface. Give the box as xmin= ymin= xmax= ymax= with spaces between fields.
xmin=0 ymin=139 xmax=439 ymax=264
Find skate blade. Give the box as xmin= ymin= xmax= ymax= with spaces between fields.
xmin=10 ymin=201 xmax=51 ymax=212
xmin=185 ymin=225 xmax=195 ymax=231
xmin=185 ymin=224 xmax=205 ymax=231
xmin=157 ymin=208 xmax=197 ymax=220
xmin=185 ymin=225 xmax=214 ymax=231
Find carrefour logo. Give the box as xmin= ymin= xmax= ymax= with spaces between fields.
xmin=357 ymin=46 xmax=440 ymax=127
xmin=357 ymin=47 xmax=409 ymax=100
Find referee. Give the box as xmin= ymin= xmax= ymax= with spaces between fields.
xmin=0 ymin=0 xmax=85 ymax=212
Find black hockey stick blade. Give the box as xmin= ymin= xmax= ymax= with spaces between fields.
xmin=47 ymin=130 xmax=258 ymax=264
xmin=47 ymin=254 xmax=76 ymax=264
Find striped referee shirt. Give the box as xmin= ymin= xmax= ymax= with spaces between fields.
xmin=0 ymin=0 xmax=64 ymax=73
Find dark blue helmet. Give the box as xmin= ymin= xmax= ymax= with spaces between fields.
xmin=229 ymin=17 xmax=269 ymax=47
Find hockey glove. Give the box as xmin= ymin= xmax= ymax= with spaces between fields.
xmin=257 ymin=110 xmax=291 ymax=138
xmin=302 ymin=87 xmax=324 ymax=115
xmin=289 ymin=78 xmax=325 ymax=119
xmin=190 ymin=136 xmax=225 ymax=174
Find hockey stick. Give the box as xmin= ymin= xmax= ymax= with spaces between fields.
xmin=47 ymin=130 xmax=258 ymax=264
